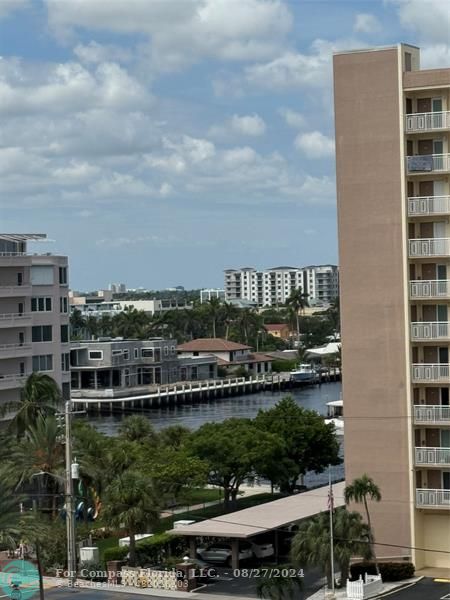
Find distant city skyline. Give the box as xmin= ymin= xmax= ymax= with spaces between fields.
xmin=1 ymin=1 xmax=448 ymax=289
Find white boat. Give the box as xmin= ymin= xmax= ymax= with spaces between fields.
xmin=290 ymin=364 xmax=317 ymax=383
xmin=325 ymin=399 xmax=344 ymax=435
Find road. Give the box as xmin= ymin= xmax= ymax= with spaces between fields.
xmin=45 ymin=590 xmax=167 ymax=600
xmin=385 ymin=578 xmax=450 ymax=600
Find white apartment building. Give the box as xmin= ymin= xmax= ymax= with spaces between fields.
xmin=200 ymin=288 xmax=226 ymax=303
xmin=0 ymin=234 xmax=71 ymax=412
xmin=224 ymin=265 xmax=338 ymax=307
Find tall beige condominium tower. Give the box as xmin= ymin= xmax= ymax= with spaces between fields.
xmin=0 ymin=234 xmax=71 ymax=414
xmin=334 ymin=45 xmax=450 ymax=569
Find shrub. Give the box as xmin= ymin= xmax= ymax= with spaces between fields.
xmin=103 ymin=534 xmax=186 ymax=568
xmin=350 ymin=561 xmax=415 ymax=582
xmin=271 ymin=359 xmax=297 ymax=373
xmin=103 ymin=546 xmax=128 ymax=563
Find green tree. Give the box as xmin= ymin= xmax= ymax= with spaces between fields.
xmin=256 ymin=564 xmax=302 ymax=599
xmin=255 ymin=397 xmax=341 ymax=493
xmin=188 ymin=418 xmax=282 ymax=510
xmin=222 ymin=302 xmax=238 ymax=340
xmin=102 ymin=470 xmax=160 ymax=566
xmin=286 ymin=290 xmax=309 ymax=345
xmin=119 ymin=415 xmax=158 ymax=445
xmin=204 ymin=297 xmax=223 ymax=338
xmin=344 ymin=474 xmax=382 ymax=575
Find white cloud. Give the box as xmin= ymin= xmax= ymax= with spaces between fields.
xmin=390 ymin=0 xmax=450 ymax=44
xmin=294 ymin=131 xmax=335 ymax=159
xmin=0 ymin=0 xmax=28 ymax=19
xmin=159 ymin=182 xmax=173 ymax=197
xmin=230 ymin=114 xmax=266 ymax=136
xmin=353 ymin=13 xmax=381 ymax=34
xmin=278 ymin=108 xmax=305 ymax=129
xmin=223 ymin=146 xmax=258 ymax=165
xmin=46 ymin=0 xmax=292 ymax=70
xmin=73 ymin=41 xmax=133 ymax=64
xmin=420 ymin=44 xmax=450 ymax=68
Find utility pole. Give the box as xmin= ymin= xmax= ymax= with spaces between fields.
xmin=328 ymin=466 xmax=335 ymax=599
xmin=65 ymin=400 xmax=77 ymax=588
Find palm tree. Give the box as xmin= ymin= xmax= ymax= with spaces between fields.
xmin=344 ymin=474 xmax=382 ymax=575
xmin=102 ymin=470 xmax=160 ymax=566
xmin=204 ymin=297 xmax=222 ymax=338
xmin=285 ymin=289 xmax=309 ymax=345
xmin=4 ymin=373 xmax=61 ymax=436
xmin=0 ymin=481 xmax=25 ymax=549
xmin=222 ymin=302 xmax=238 ymax=340
xmin=256 ymin=565 xmax=302 ymax=599
xmin=119 ymin=415 xmax=157 ymax=444
xmin=291 ymin=509 xmax=371 ymax=589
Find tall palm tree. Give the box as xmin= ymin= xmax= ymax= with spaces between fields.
xmin=204 ymin=297 xmax=222 ymax=338
xmin=102 ymin=470 xmax=160 ymax=566
xmin=285 ymin=290 xmax=309 ymax=345
xmin=222 ymin=302 xmax=238 ymax=340
xmin=0 ymin=481 xmax=25 ymax=549
xmin=4 ymin=373 xmax=61 ymax=436
xmin=118 ymin=415 xmax=157 ymax=445
xmin=344 ymin=474 xmax=382 ymax=575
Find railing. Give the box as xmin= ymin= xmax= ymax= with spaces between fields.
xmin=0 ymin=252 xmax=53 ymax=257
xmin=416 ymin=488 xmax=450 ymax=508
xmin=406 ymin=111 xmax=450 ymax=133
xmin=347 ymin=574 xmax=383 ymax=600
xmin=412 ymin=363 xmax=450 ymax=383
xmin=0 ymin=343 xmax=32 ymax=356
xmin=0 ymin=285 xmax=31 ymax=296
xmin=407 ymin=154 xmax=450 ymax=173
xmin=408 ymin=196 xmax=450 ymax=216
xmin=411 ymin=321 xmax=450 ymax=341
xmin=409 ymin=238 xmax=450 ymax=257
xmin=0 ymin=373 xmax=27 ymax=389
xmin=414 ymin=405 xmax=450 ymax=424
xmin=410 ymin=280 xmax=450 ymax=299
xmin=415 ymin=447 xmax=450 ymax=465
xmin=0 ymin=312 xmax=31 ymax=322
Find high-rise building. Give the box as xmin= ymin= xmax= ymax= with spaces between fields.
xmin=334 ymin=44 xmax=450 ymax=568
xmin=224 ymin=265 xmax=338 ymax=307
xmin=0 ymin=234 xmax=71 ymax=415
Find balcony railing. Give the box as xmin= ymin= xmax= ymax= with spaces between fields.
xmin=414 ymin=405 xmax=450 ymax=424
xmin=0 ymin=285 xmax=31 ymax=297
xmin=407 ymin=154 xmax=450 ymax=174
xmin=0 ymin=313 xmax=32 ymax=327
xmin=412 ymin=363 xmax=450 ymax=383
xmin=406 ymin=111 xmax=450 ymax=133
xmin=409 ymin=238 xmax=450 ymax=258
xmin=0 ymin=343 xmax=32 ymax=358
xmin=410 ymin=280 xmax=450 ymax=299
xmin=408 ymin=196 xmax=450 ymax=216
xmin=415 ymin=447 xmax=450 ymax=466
xmin=416 ymin=488 xmax=450 ymax=508
xmin=411 ymin=321 xmax=450 ymax=341
xmin=0 ymin=373 xmax=27 ymax=390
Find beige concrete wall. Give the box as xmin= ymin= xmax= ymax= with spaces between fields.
xmin=404 ymin=69 xmax=450 ymax=90
xmin=416 ymin=512 xmax=450 ymax=568
xmin=334 ymin=47 xmax=413 ymax=557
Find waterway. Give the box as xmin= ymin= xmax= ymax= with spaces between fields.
xmin=87 ymin=380 xmax=344 ymax=486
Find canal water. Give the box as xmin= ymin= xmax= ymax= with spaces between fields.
xmin=87 ymin=380 xmax=344 ymax=486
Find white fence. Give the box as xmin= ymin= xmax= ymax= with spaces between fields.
xmin=409 ymin=238 xmax=450 ymax=258
xmin=414 ymin=405 xmax=450 ymax=424
xmin=408 ymin=195 xmax=450 ymax=216
xmin=415 ymin=447 xmax=450 ymax=466
xmin=412 ymin=364 xmax=450 ymax=383
xmin=407 ymin=154 xmax=450 ymax=173
xmin=410 ymin=280 xmax=450 ymax=299
xmin=416 ymin=488 xmax=450 ymax=508
xmin=346 ymin=574 xmax=383 ymax=600
xmin=405 ymin=111 xmax=450 ymax=133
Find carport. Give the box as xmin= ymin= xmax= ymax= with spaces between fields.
xmin=169 ymin=481 xmax=345 ymax=569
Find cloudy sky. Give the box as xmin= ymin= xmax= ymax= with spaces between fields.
xmin=1 ymin=0 xmax=449 ymax=290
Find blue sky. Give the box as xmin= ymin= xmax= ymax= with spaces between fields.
xmin=0 ymin=0 xmax=449 ymax=290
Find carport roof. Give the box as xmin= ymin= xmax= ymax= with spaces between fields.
xmin=169 ymin=481 xmax=345 ymax=539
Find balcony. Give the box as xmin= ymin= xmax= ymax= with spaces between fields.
xmin=0 ymin=313 xmax=32 ymax=328
xmin=410 ymin=280 xmax=450 ymax=300
xmin=414 ymin=405 xmax=450 ymax=425
xmin=0 ymin=285 xmax=31 ymax=298
xmin=412 ymin=363 xmax=450 ymax=383
xmin=0 ymin=343 xmax=32 ymax=359
xmin=407 ymin=154 xmax=450 ymax=174
xmin=408 ymin=196 xmax=450 ymax=217
xmin=0 ymin=373 xmax=27 ymax=391
xmin=415 ymin=447 xmax=450 ymax=466
xmin=411 ymin=321 xmax=450 ymax=341
xmin=406 ymin=111 xmax=450 ymax=133
xmin=409 ymin=238 xmax=450 ymax=258
xmin=416 ymin=488 xmax=450 ymax=509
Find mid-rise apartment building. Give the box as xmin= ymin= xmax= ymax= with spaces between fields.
xmin=334 ymin=44 xmax=450 ymax=568
xmin=224 ymin=265 xmax=338 ymax=307
xmin=0 ymin=234 xmax=71 ymax=412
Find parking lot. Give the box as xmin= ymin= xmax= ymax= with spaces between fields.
xmin=385 ymin=578 xmax=450 ymax=600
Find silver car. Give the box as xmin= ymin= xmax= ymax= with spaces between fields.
xmin=196 ymin=541 xmax=253 ymax=564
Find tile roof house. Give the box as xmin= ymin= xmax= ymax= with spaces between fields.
xmin=177 ymin=338 xmax=272 ymax=375
xmin=264 ymin=323 xmax=292 ymax=340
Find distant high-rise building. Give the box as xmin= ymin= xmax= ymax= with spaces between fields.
xmin=200 ymin=288 xmax=226 ymax=303
xmin=0 ymin=234 xmax=71 ymax=415
xmin=224 ymin=265 xmax=338 ymax=307
xmin=334 ymin=43 xmax=450 ymax=569
xmin=108 ymin=283 xmax=126 ymax=293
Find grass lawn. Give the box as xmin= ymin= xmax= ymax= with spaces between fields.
xmin=175 ymin=487 xmax=222 ymax=507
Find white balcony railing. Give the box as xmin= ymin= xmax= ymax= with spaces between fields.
xmin=0 ymin=343 xmax=32 ymax=358
xmin=410 ymin=280 xmax=450 ymax=299
xmin=406 ymin=111 xmax=450 ymax=133
xmin=409 ymin=238 xmax=450 ymax=258
xmin=411 ymin=321 xmax=450 ymax=341
xmin=415 ymin=447 xmax=450 ymax=466
xmin=0 ymin=373 xmax=27 ymax=390
xmin=0 ymin=313 xmax=32 ymax=327
xmin=416 ymin=488 xmax=450 ymax=508
xmin=0 ymin=285 xmax=31 ymax=297
xmin=407 ymin=154 xmax=450 ymax=174
xmin=408 ymin=196 xmax=450 ymax=216
xmin=412 ymin=363 xmax=450 ymax=383
xmin=414 ymin=405 xmax=450 ymax=424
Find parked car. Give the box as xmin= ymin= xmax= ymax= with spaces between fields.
xmin=196 ymin=541 xmax=253 ymax=564
xmin=251 ymin=540 xmax=274 ymax=558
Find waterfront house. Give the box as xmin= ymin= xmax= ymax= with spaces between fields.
xmin=264 ymin=323 xmax=291 ymax=340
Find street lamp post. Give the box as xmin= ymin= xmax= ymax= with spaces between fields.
xmin=65 ymin=400 xmax=77 ymax=589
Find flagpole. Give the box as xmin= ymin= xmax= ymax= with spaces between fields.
xmin=328 ymin=465 xmax=335 ymax=598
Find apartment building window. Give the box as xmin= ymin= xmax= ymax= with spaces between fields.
xmin=134 ymin=348 xmax=139 ymax=359
xmin=141 ymin=348 xmax=154 ymax=359
xmin=32 ymin=354 xmax=53 ymax=372
xmin=123 ymin=349 xmax=129 ymax=360
xmin=32 ymin=325 xmax=52 ymax=342
xmin=60 ymin=297 xmax=68 ymax=313
xmin=164 ymin=346 xmax=169 ymax=356
xmin=171 ymin=345 xmax=176 ymax=355
xmin=31 ymin=297 xmax=52 ymax=312
xmin=60 ymin=325 xmax=69 ymax=343
xmin=31 ymin=265 xmax=53 ymax=285
xmin=61 ymin=353 xmax=70 ymax=372
xmin=89 ymin=350 xmax=103 ymax=360
xmin=59 ymin=266 xmax=68 ymax=285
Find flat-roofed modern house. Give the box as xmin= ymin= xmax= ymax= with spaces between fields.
xmin=70 ymin=337 xmax=217 ymax=399
xmin=0 ymin=233 xmax=71 ymax=414
xmin=334 ymin=43 xmax=450 ymax=569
